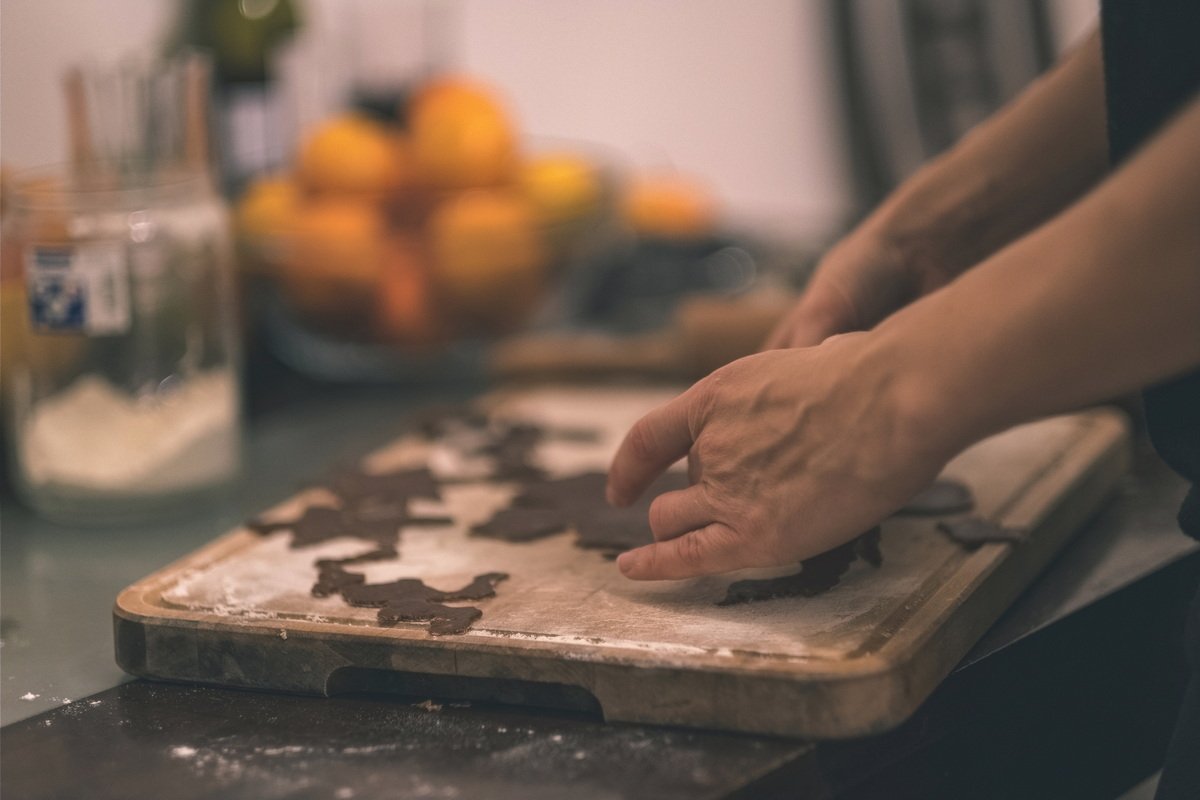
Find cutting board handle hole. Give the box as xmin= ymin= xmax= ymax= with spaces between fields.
xmin=325 ymin=667 xmax=605 ymax=720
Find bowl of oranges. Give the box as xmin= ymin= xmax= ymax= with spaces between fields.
xmin=238 ymin=75 xmax=612 ymax=381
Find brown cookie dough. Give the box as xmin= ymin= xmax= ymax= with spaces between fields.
xmin=418 ymin=410 xmax=547 ymax=481
xmin=418 ymin=408 xmax=598 ymax=482
xmin=329 ymin=466 xmax=442 ymax=511
xmin=471 ymin=471 xmax=690 ymax=556
xmin=309 ymin=545 xmax=405 ymax=596
xmin=313 ymin=564 xmax=508 ymax=635
xmin=896 ymin=479 xmax=975 ymax=517
xmin=414 ymin=405 xmax=490 ymax=438
xmin=717 ymin=527 xmax=883 ymax=606
xmin=480 ymin=422 xmax=548 ymax=482
xmin=248 ymin=505 xmax=452 ymax=551
xmin=470 ymin=508 xmax=570 ymax=542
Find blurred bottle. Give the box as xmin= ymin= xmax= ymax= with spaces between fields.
xmin=170 ymin=0 xmax=302 ymax=196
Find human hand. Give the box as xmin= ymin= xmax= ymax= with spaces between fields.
xmin=764 ymin=225 xmax=955 ymax=350
xmin=606 ymin=334 xmax=965 ymax=580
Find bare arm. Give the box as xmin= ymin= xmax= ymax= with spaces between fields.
xmin=884 ymin=91 xmax=1200 ymax=446
xmin=608 ymin=91 xmax=1200 ymax=581
xmin=769 ymin=30 xmax=1108 ymax=347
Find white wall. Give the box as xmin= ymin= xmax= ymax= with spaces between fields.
xmin=455 ymin=0 xmax=851 ymax=239
xmin=0 ymin=0 xmax=176 ymax=168
xmin=1 ymin=0 xmax=1099 ymax=241
xmin=1048 ymin=0 xmax=1100 ymax=50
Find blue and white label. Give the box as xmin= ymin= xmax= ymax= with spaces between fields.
xmin=26 ymin=242 xmax=130 ymax=335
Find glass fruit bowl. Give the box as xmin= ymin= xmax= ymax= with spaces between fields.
xmin=240 ymin=149 xmax=617 ymax=383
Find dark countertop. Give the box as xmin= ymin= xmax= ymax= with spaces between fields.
xmin=2 ymin=385 xmax=1197 ymax=799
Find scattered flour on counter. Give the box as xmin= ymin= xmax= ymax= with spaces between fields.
xmin=258 ymin=745 xmax=307 ymax=756
xmin=19 ymin=370 xmax=238 ymax=493
xmin=19 ymin=692 xmax=39 ymax=701
xmin=339 ymin=744 xmax=403 ymax=755
xmin=171 ymin=746 xmax=198 ymax=758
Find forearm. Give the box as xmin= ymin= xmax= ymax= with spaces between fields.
xmin=868 ymin=30 xmax=1108 ymax=283
xmin=881 ymin=93 xmax=1200 ymax=447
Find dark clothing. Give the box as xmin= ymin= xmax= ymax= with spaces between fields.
xmin=1100 ymin=2 xmax=1200 ymax=797
xmin=1155 ymin=587 xmax=1200 ymax=799
xmin=1101 ymin=0 xmax=1200 ymax=542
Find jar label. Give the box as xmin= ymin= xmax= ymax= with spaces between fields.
xmin=25 ymin=243 xmax=131 ymax=335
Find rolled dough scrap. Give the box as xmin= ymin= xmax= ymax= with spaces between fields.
xmin=248 ymin=505 xmax=452 ymax=550
xmin=896 ymin=479 xmax=975 ymax=517
xmin=310 ymin=545 xmax=405 ymax=597
xmin=417 ymin=410 xmax=546 ymax=480
xmin=329 ymin=466 xmax=442 ymax=511
xmin=480 ymin=422 xmax=547 ymax=481
xmin=471 ymin=471 xmax=690 ymax=555
xmin=470 ymin=508 xmax=570 ymax=542
xmin=718 ymin=528 xmax=883 ymax=606
xmin=313 ymin=564 xmax=509 ymax=635
xmin=418 ymin=408 xmax=598 ymax=481
xmin=414 ymin=405 xmax=490 ymax=437
xmin=936 ymin=517 xmax=1028 ymax=547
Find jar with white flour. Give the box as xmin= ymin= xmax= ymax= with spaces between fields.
xmin=3 ymin=164 xmax=242 ymax=525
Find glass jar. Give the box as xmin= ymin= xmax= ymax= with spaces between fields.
xmin=2 ymin=164 xmax=242 ymax=525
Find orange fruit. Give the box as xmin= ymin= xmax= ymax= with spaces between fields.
xmin=275 ymin=199 xmax=386 ymax=320
xmin=297 ymin=115 xmax=405 ymax=198
xmin=373 ymin=236 xmax=443 ymax=346
xmin=427 ymin=189 xmax=546 ymax=331
xmin=623 ymin=175 xmax=716 ymax=239
xmin=409 ymin=77 xmax=518 ymax=189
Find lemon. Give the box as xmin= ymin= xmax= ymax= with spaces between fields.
xmin=236 ymin=174 xmax=301 ymax=240
xmin=520 ymin=154 xmax=600 ymax=225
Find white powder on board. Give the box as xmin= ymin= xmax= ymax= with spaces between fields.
xmin=162 ymin=535 xmax=378 ymax=616
xmin=18 ymin=369 xmax=238 ymax=493
xmin=151 ymin=387 xmax=1078 ymax=668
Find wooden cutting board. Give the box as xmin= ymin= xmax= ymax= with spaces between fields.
xmin=114 ymin=387 xmax=1131 ymax=739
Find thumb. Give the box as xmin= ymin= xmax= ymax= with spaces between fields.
xmin=617 ymin=522 xmax=746 ymax=580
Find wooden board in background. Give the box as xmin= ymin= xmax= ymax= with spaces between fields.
xmin=115 ymin=387 xmax=1131 ymax=738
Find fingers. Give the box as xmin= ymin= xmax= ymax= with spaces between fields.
xmin=648 ymin=486 xmax=713 ymax=541
xmin=762 ymin=306 xmax=799 ymax=350
xmin=617 ymin=522 xmax=747 ymax=580
xmin=762 ymin=301 xmax=839 ymax=351
xmin=606 ymin=391 xmax=697 ymax=507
